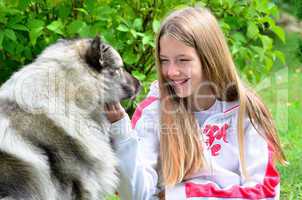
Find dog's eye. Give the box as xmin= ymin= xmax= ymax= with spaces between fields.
xmin=102 ymin=45 xmax=110 ymax=53
xmin=109 ymin=68 xmax=121 ymax=77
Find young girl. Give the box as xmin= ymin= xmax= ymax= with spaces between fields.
xmin=105 ymin=6 xmax=286 ymax=200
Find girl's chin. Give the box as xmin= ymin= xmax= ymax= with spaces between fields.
xmin=174 ymin=89 xmax=191 ymax=98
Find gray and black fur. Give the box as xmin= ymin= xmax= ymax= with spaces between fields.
xmin=0 ymin=36 xmax=140 ymax=200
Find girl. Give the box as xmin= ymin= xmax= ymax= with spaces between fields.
xmin=106 ymin=6 xmax=286 ymax=200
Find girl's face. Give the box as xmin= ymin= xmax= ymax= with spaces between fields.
xmin=160 ymin=35 xmax=204 ymax=98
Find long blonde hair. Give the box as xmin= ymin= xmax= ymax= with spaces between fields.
xmin=155 ymin=7 xmax=286 ymax=186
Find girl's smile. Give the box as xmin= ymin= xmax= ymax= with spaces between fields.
xmin=170 ymin=78 xmax=190 ymax=88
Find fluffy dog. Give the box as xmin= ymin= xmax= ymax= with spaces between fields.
xmin=0 ymin=36 xmax=140 ymax=200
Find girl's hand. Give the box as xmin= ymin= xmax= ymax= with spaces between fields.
xmin=158 ymin=190 xmax=165 ymax=200
xmin=104 ymin=103 xmax=126 ymax=123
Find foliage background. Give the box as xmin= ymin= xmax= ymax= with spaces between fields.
xmin=0 ymin=0 xmax=301 ymax=199
xmin=0 ymin=0 xmax=286 ymax=109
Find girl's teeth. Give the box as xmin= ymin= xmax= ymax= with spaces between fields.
xmin=174 ymin=80 xmax=186 ymax=84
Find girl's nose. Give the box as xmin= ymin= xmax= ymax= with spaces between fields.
xmin=167 ymin=63 xmax=180 ymax=77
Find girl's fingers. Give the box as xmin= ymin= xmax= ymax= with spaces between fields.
xmin=104 ymin=103 xmax=109 ymax=111
xmin=104 ymin=102 xmax=118 ymax=112
xmin=104 ymin=102 xmax=126 ymax=123
xmin=107 ymin=103 xmax=124 ymax=112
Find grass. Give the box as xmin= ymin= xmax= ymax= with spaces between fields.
xmin=257 ymin=32 xmax=302 ymax=200
xmin=279 ymin=70 xmax=302 ymax=200
xmin=257 ymin=67 xmax=302 ymax=200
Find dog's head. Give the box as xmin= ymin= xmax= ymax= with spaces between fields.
xmin=7 ymin=36 xmax=141 ymax=114
xmin=80 ymin=36 xmax=140 ymax=106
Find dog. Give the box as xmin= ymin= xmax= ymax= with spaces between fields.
xmin=0 ymin=36 xmax=140 ymax=200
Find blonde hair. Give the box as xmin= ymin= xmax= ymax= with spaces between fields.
xmin=155 ymin=7 xmax=286 ymax=186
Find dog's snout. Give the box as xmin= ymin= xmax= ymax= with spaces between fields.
xmin=132 ymin=76 xmax=141 ymax=95
xmin=121 ymin=70 xmax=141 ymax=100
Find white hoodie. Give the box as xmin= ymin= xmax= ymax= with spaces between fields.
xmin=110 ymin=82 xmax=280 ymax=200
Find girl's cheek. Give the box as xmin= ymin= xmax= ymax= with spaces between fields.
xmin=183 ymin=66 xmax=193 ymax=76
xmin=161 ymin=66 xmax=168 ymax=77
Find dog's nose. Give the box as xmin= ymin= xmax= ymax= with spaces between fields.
xmin=120 ymin=69 xmax=141 ymax=101
xmin=133 ymin=76 xmax=141 ymax=96
xmin=128 ymin=75 xmax=141 ymax=101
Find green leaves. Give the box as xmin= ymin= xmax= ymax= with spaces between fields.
xmin=47 ymin=20 xmax=64 ymax=35
xmin=67 ymin=20 xmax=87 ymax=35
xmin=11 ymin=24 xmax=28 ymax=31
xmin=142 ymin=34 xmax=153 ymax=46
xmin=73 ymin=8 xmax=89 ymax=16
xmin=271 ymin=25 xmax=285 ymax=43
xmin=212 ymin=0 xmax=287 ymax=83
xmin=4 ymin=29 xmax=17 ymax=41
xmin=28 ymin=19 xmax=45 ymax=46
xmin=133 ymin=18 xmax=143 ymax=31
xmin=116 ymin=24 xmax=129 ymax=32
xmin=123 ymin=50 xmax=138 ymax=65
xmin=0 ymin=32 xmax=4 ymax=49
xmin=273 ymin=50 xmax=286 ymax=64
xmin=152 ymin=19 xmax=161 ymax=33
xmin=132 ymin=70 xmax=146 ymax=81
xmin=260 ymin=35 xmax=273 ymax=50
xmin=247 ymin=22 xmax=259 ymax=39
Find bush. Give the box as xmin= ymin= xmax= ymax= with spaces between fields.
xmin=275 ymin=0 xmax=302 ymax=19
xmin=0 ymin=0 xmax=286 ymax=113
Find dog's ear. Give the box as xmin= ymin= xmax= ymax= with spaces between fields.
xmin=86 ymin=35 xmax=104 ymax=72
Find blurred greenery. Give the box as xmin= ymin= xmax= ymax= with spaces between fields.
xmin=0 ymin=0 xmax=301 ymax=199
xmin=275 ymin=0 xmax=302 ymax=19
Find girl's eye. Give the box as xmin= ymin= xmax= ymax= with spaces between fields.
xmin=179 ymin=59 xmax=191 ymax=62
xmin=160 ymin=59 xmax=169 ymax=64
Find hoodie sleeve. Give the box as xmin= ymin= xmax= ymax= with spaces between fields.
xmin=165 ymin=119 xmax=280 ymax=200
xmin=110 ymin=96 xmax=160 ymax=200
